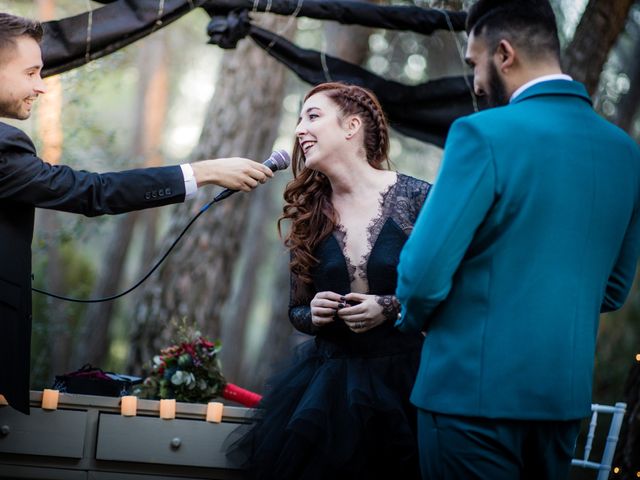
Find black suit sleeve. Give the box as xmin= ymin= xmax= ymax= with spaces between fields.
xmin=0 ymin=123 xmax=185 ymax=215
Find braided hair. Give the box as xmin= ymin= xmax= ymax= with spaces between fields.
xmin=278 ymin=82 xmax=391 ymax=283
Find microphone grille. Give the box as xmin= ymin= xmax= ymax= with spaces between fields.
xmin=270 ymin=149 xmax=291 ymax=171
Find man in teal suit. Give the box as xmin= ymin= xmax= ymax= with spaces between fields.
xmin=395 ymin=0 xmax=640 ymax=478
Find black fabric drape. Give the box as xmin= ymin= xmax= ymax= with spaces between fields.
xmin=201 ymin=0 xmax=466 ymax=35
xmin=39 ymin=0 xmax=474 ymax=146
xmin=248 ymin=25 xmax=477 ymax=147
xmin=41 ymin=0 xmax=206 ymax=77
xmin=42 ymin=1 xmax=466 ymax=77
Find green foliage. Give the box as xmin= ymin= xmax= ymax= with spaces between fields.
xmin=594 ymin=278 xmax=640 ymax=404
xmin=30 ymin=237 xmax=96 ymax=388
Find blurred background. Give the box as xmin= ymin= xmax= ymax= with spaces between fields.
xmin=0 ymin=1 xmax=638 ymax=475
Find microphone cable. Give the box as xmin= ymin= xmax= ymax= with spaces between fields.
xmin=32 ymin=197 xmax=220 ymax=303
xmin=32 ymin=149 xmax=291 ymax=303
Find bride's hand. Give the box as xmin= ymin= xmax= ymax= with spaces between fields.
xmin=310 ymin=291 xmax=343 ymax=327
xmin=337 ymin=293 xmax=386 ymax=333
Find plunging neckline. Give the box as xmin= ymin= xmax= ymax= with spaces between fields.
xmin=333 ymin=173 xmax=400 ymax=293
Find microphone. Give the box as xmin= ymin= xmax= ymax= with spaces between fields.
xmin=213 ymin=149 xmax=291 ymax=202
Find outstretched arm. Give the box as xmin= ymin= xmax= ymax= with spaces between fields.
xmin=190 ymin=157 xmax=273 ymax=192
xmin=0 ymin=124 xmax=273 ymax=214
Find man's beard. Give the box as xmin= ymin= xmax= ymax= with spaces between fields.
xmin=486 ymin=62 xmax=509 ymax=108
xmin=0 ymin=95 xmax=31 ymax=120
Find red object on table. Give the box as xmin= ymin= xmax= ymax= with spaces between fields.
xmin=222 ymin=383 xmax=262 ymax=407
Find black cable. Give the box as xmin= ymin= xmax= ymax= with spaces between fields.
xmin=32 ymin=197 xmax=219 ymax=303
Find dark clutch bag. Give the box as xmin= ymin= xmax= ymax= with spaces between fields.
xmin=52 ymin=364 xmax=142 ymax=397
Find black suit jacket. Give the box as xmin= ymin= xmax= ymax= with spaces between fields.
xmin=0 ymin=122 xmax=186 ymax=414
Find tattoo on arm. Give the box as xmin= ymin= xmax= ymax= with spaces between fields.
xmin=376 ymin=295 xmax=400 ymax=322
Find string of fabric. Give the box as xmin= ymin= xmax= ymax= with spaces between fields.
xmin=267 ymin=0 xmax=304 ymax=49
xmin=84 ymin=0 xmax=93 ymax=64
xmin=434 ymin=7 xmax=478 ymax=112
xmin=153 ymin=0 xmax=166 ymax=31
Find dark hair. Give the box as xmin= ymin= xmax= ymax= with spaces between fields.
xmin=0 ymin=13 xmax=43 ymax=62
xmin=466 ymin=0 xmax=560 ymax=62
xmin=279 ymin=82 xmax=390 ymax=283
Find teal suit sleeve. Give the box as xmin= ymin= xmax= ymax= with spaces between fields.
xmin=395 ymin=118 xmax=495 ymax=333
xmin=601 ymin=202 xmax=640 ymax=313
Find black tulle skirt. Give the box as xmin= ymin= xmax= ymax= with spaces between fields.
xmin=226 ymin=334 xmax=423 ymax=480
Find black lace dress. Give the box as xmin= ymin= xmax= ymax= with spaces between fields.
xmin=227 ymin=174 xmax=431 ymax=480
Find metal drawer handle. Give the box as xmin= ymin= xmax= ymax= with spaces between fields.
xmin=170 ymin=437 xmax=181 ymax=449
xmin=0 ymin=425 xmax=9 ymax=436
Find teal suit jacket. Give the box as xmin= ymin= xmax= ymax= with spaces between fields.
xmin=396 ymin=80 xmax=640 ymax=420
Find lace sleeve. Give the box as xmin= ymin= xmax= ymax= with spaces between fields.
xmin=288 ymin=270 xmax=319 ymax=335
xmin=376 ymin=295 xmax=401 ymax=322
xmin=392 ymin=174 xmax=432 ymax=235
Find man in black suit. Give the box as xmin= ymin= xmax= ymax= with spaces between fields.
xmin=0 ymin=13 xmax=273 ymax=414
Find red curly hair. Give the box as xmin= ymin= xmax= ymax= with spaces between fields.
xmin=279 ymin=82 xmax=391 ymax=284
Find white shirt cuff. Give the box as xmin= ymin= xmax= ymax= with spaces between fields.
xmin=180 ymin=163 xmax=198 ymax=200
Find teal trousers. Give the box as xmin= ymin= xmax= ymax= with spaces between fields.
xmin=418 ymin=409 xmax=581 ymax=480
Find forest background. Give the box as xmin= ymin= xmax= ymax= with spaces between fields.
xmin=1 ymin=1 xmax=639 ymax=474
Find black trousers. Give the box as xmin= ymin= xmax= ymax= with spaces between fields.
xmin=418 ymin=409 xmax=581 ymax=480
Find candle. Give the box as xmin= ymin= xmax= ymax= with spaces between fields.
xmin=120 ymin=396 xmax=137 ymax=416
xmin=206 ymin=401 xmax=224 ymax=423
xmin=41 ymin=389 xmax=59 ymax=410
xmin=0 ymin=394 xmax=8 ymax=406
xmin=159 ymin=399 xmax=176 ymax=420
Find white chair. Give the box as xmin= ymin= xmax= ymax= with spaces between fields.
xmin=571 ymin=402 xmax=626 ymax=480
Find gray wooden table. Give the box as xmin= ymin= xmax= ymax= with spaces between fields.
xmin=0 ymin=392 xmax=253 ymax=479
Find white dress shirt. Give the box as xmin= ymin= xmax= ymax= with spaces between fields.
xmin=180 ymin=163 xmax=198 ymax=200
xmin=510 ymin=74 xmax=573 ymax=102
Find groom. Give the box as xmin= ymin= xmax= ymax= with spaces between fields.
xmin=396 ymin=0 xmax=640 ymax=478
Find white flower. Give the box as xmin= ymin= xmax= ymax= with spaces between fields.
xmin=186 ymin=372 xmax=196 ymax=389
xmin=171 ymin=370 xmax=186 ymax=385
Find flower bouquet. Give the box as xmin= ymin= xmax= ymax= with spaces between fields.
xmin=135 ymin=320 xmax=261 ymax=407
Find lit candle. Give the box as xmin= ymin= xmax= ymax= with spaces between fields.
xmin=206 ymin=401 xmax=224 ymax=423
xmin=0 ymin=394 xmax=8 ymax=406
xmin=41 ymin=389 xmax=59 ymax=410
xmin=159 ymin=399 xmax=176 ymax=420
xmin=120 ymin=396 xmax=137 ymax=416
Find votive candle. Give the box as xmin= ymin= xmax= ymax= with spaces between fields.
xmin=41 ymin=389 xmax=59 ymax=410
xmin=159 ymin=399 xmax=176 ymax=420
xmin=206 ymin=401 xmax=224 ymax=423
xmin=121 ymin=396 xmax=137 ymax=416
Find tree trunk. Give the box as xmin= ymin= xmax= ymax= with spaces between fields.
xmin=240 ymin=245 xmax=293 ymax=392
xmin=219 ymin=183 xmax=273 ymax=382
xmin=614 ymin=27 xmax=640 ymax=131
xmin=127 ymin=14 xmax=292 ymax=374
xmin=73 ymin=32 xmax=169 ymax=368
xmin=36 ymin=0 xmax=71 ymax=378
xmin=136 ymin=30 xmax=170 ymax=274
xmin=563 ymin=0 xmax=635 ymax=96
xmin=72 ymin=214 xmax=139 ymax=367
xmin=324 ymin=16 xmax=377 ymax=66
